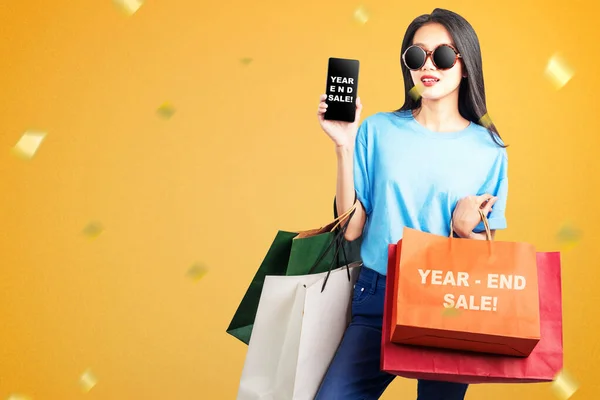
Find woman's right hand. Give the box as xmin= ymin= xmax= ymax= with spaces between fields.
xmin=317 ymin=94 xmax=363 ymax=148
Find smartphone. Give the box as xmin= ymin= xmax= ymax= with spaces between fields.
xmin=324 ymin=57 xmax=360 ymax=123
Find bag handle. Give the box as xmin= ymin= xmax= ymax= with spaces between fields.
xmin=293 ymin=196 xmax=358 ymax=240
xmin=449 ymin=208 xmax=492 ymax=240
xmin=329 ymin=200 xmax=358 ymax=232
xmin=317 ymin=205 xmax=358 ymax=292
xmin=308 ymin=192 xmax=359 ymax=290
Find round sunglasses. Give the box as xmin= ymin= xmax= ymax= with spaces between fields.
xmin=402 ymin=44 xmax=462 ymax=71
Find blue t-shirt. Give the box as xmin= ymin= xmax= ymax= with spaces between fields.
xmin=354 ymin=110 xmax=509 ymax=276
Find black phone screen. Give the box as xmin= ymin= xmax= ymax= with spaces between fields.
xmin=324 ymin=57 xmax=360 ymax=123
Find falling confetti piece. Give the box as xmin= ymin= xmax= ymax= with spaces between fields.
xmin=186 ymin=263 xmax=208 ymax=282
xmin=442 ymin=307 xmax=462 ymax=317
xmin=560 ymin=241 xmax=578 ymax=252
xmin=353 ymin=5 xmax=369 ymax=25
xmin=12 ymin=131 xmax=46 ymax=160
xmin=551 ymin=369 xmax=579 ymax=399
xmin=478 ymin=113 xmax=493 ymax=128
xmin=557 ymin=223 xmax=581 ymax=251
xmin=408 ymin=82 xmax=424 ymax=101
xmin=557 ymin=224 xmax=581 ymax=242
xmin=113 ymin=0 xmax=144 ymax=16
xmin=79 ymin=369 xmax=98 ymax=393
xmin=7 ymin=395 xmax=32 ymax=400
xmin=82 ymin=222 xmax=104 ymax=238
xmin=544 ymin=54 xmax=575 ymax=90
xmin=240 ymin=57 xmax=253 ymax=66
xmin=156 ymin=102 xmax=176 ymax=119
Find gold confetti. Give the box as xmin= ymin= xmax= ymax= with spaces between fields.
xmin=240 ymin=57 xmax=253 ymax=66
xmin=353 ymin=5 xmax=369 ymax=25
xmin=186 ymin=262 xmax=208 ymax=282
xmin=156 ymin=102 xmax=176 ymax=119
xmin=560 ymin=242 xmax=578 ymax=252
xmin=551 ymin=369 xmax=579 ymax=399
xmin=478 ymin=113 xmax=493 ymax=128
xmin=82 ymin=222 xmax=104 ymax=238
xmin=544 ymin=53 xmax=575 ymax=90
xmin=7 ymin=394 xmax=32 ymax=400
xmin=79 ymin=368 xmax=98 ymax=393
xmin=557 ymin=223 xmax=581 ymax=251
xmin=113 ymin=0 xmax=144 ymax=16
xmin=409 ymin=82 xmax=424 ymax=101
xmin=12 ymin=131 xmax=46 ymax=160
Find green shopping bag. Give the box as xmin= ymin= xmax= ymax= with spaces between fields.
xmin=226 ymin=196 xmax=363 ymax=345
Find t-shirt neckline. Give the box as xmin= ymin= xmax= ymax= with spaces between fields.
xmin=408 ymin=111 xmax=473 ymax=139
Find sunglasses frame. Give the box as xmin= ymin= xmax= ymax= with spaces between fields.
xmin=402 ymin=43 xmax=462 ymax=71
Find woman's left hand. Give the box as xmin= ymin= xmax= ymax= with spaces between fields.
xmin=452 ymin=194 xmax=497 ymax=238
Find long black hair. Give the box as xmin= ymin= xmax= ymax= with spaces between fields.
xmin=395 ymin=8 xmax=506 ymax=148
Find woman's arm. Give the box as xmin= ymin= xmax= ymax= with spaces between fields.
xmin=335 ymin=145 xmax=366 ymax=241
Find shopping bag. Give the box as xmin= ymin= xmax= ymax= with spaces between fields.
xmin=382 ymin=243 xmax=563 ymax=383
xmin=391 ymin=212 xmax=540 ymax=356
xmin=227 ymin=197 xmax=361 ymax=344
xmin=237 ymin=264 xmax=361 ymax=400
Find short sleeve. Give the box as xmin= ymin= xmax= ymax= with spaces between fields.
xmin=354 ymin=121 xmax=373 ymax=215
xmin=474 ymin=150 xmax=508 ymax=232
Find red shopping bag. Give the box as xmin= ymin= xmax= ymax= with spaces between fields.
xmin=381 ymin=243 xmax=563 ymax=383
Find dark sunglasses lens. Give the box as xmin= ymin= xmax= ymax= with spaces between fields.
xmin=404 ymin=46 xmax=425 ymax=70
xmin=433 ymin=45 xmax=457 ymax=69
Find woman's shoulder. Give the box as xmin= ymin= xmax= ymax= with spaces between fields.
xmin=357 ymin=111 xmax=412 ymax=146
xmin=468 ymin=123 xmax=508 ymax=161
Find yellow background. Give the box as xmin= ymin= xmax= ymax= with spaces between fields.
xmin=1 ymin=0 xmax=598 ymax=398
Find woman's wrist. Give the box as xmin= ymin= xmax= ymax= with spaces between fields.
xmin=456 ymin=230 xmax=489 ymax=240
xmin=454 ymin=228 xmax=474 ymax=239
xmin=335 ymin=143 xmax=354 ymax=158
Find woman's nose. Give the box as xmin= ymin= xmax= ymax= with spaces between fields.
xmin=422 ymin=53 xmax=436 ymax=70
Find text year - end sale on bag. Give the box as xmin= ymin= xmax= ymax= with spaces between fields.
xmin=418 ymin=269 xmax=528 ymax=312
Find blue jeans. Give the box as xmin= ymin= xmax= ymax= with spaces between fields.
xmin=315 ymin=266 xmax=469 ymax=400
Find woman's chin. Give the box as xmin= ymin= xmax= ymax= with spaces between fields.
xmin=420 ymin=93 xmax=446 ymax=101
xmin=419 ymin=89 xmax=454 ymax=102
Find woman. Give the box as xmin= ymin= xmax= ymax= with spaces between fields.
xmin=314 ymin=8 xmax=508 ymax=400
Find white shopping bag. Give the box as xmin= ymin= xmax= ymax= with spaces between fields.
xmin=237 ymin=263 xmax=361 ymax=400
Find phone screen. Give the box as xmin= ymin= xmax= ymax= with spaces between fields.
xmin=324 ymin=57 xmax=360 ymax=123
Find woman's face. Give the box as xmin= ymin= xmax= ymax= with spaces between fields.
xmin=408 ymin=23 xmax=464 ymax=101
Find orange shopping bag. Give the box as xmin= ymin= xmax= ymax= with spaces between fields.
xmin=391 ymin=211 xmax=540 ymax=357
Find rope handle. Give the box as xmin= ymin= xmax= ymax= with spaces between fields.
xmin=450 ymin=208 xmax=492 ymax=240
